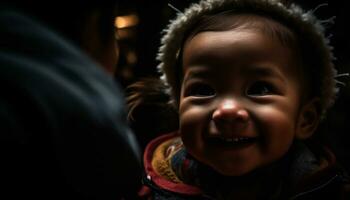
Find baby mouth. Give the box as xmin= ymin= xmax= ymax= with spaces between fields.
xmin=208 ymin=136 xmax=258 ymax=148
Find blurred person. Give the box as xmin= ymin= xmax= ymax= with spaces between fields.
xmin=0 ymin=1 xmax=141 ymax=199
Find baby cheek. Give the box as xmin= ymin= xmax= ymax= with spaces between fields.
xmin=179 ymin=106 xmax=208 ymax=151
xmin=179 ymin=102 xmax=207 ymax=126
xmin=256 ymin=103 xmax=298 ymax=129
xmin=255 ymin=106 xmax=296 ymax=153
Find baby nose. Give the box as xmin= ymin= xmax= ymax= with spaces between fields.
xmin=212 ymin=99 xmax=249 ymax=123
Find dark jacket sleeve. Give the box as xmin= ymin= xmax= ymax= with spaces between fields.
xmin=0 ymin=73 xmax=142 ymax=200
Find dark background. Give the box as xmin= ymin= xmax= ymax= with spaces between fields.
xmin=115 ymin=0 xmax=350 ymax=170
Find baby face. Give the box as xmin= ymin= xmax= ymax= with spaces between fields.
xmin=179 ymin=26 xmax=306 ymax=176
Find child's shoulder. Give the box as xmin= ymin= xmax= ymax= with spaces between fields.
xmin=289 ymin=142 xmax=350 ymax=199
xmin=141 ymin=132 xmax=205 ymax=199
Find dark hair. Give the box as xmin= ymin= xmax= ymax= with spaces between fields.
xmin=126 ymin=78 xmax=179 ymax=149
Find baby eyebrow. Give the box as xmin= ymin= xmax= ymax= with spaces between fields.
xmin=182 ymin=65 xmax=286 ymax=86
xmin=244 ymin=66 xmax=285 ymax=82
xmin=183 ymin=69 xmax=211 ymax=84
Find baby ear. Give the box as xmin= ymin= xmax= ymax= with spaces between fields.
xmin=296 ymin=98 xmax=321 ymax=140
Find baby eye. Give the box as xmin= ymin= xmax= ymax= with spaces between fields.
xmin=246 ymin=81 xmax=275 ymax=96
xmin=187 ymin=83 xmax=216 ymax=97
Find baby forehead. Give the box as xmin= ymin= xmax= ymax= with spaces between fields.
xmin=182 ymin=13 xmax=302 ymax=73
xmin=182 ymin=30 xmax=299 ymax=72
xmin=184 ymin=28 xmax=285 ymax=56
xmin=185 ymin=13 xmax=298 ymax=49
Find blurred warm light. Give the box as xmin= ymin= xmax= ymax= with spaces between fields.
xmin=115 ymin=14 xmax=139 ymax=29
xmin=126 ymin=51 xmax=137 ymax=65
xmin=120 ymin=67 xmax=134 ymax=79
xmin=116 ymin=29 xmax=135 ymax=40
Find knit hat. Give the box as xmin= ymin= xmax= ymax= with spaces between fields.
xmin=157 ymin=0 xmax=338 ymax=116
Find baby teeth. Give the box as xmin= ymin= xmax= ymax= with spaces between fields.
xmin=220 ymin=137 xmax=249 ymax=143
